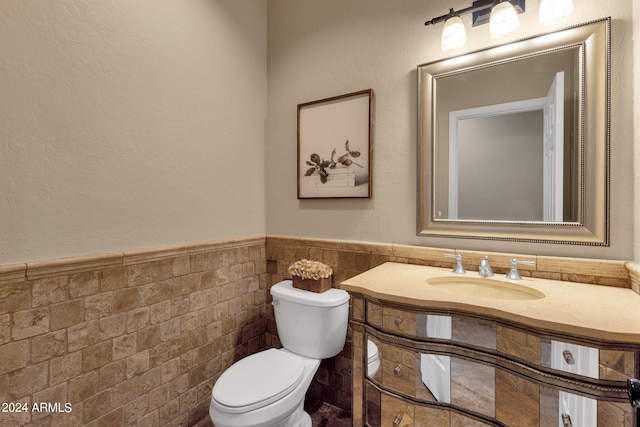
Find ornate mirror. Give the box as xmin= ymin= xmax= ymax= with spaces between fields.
xmin=417 ymin=18 xmax=610 ymax=245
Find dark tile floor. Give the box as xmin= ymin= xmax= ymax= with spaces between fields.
xmin=305 ymin=397 xmax=351 ymax=427
xmin=195 ymin=399 xmax=351 ymax=427
xmin=308 ymin=402 xmax=351 ymax=427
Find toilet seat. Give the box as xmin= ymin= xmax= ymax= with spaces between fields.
xmin=212 ymin=349 xmax=305 ymax=414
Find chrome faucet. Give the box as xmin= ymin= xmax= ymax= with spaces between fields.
xmin=506 ymin=258 xmax=536 ymax=280
xmin=444 ymin=253 xmax=465 ymax=274
xmin=478 ymin=256 xmax=494 ymax=277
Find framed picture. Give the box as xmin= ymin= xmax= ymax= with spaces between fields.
xmin=297 ymin=89 xmax=374 ymax=199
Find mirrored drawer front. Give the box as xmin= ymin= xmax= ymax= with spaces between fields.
xmin=541 ymin=339 xmax=599 ymax=379
xmin=367 ymin=302 xmax=418 ymax=337
xmin=366 ymin=301 xmax=497 ymax=349
xmin=551 ymin=340 xmax=598 ymax=378
xmin=365 ymin=383 xmax=493 ymax=427
xmin=366 ymin=338 xmax=635 ymax=427
xmin=367 ymin=336 xmax=420 ymax=398
xmin=497 ymin=325 xmax=542 ymax=365
xmin=366 ymin=336 xmax=496 ymax=420
xmin=540 ymin=339 xmax=636 ymax=383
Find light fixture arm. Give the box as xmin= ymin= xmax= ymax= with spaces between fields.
xmin=424 ymin=0 xmax=495 ymax=26
xmin=426 ymin=0 xmax=572 ymax=51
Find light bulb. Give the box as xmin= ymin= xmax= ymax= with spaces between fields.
xmin=539 ymin=0 xmax=574 ymax=25
xmin=489 ymin=1 xmax=520 ymax=38
xmin=441 ymin=15 xmax=467 ymax=51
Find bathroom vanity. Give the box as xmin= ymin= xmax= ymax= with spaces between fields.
xmin=342 ymin=262 xmax=639 ymax=427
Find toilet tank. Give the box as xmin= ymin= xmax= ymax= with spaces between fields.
xmin=270 ymin=280 xmax=349 ymax=359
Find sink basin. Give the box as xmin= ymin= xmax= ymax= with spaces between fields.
xmin=426 ymin=276 xmax=545 ymax=300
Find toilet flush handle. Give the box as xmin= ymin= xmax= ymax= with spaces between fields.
xmin=272 ymin=299 xmax=280 ymax=306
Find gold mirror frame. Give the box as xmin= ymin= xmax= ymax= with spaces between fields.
xmin=417 ymin=18 xmax=610 ymax=245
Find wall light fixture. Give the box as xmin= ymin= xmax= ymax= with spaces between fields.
xmin=425 ymin=0 xmax=573 ymax=51
xmin=489 ymin=0 xmax=521 ymax=38
xmin=441 ymin=10 xmax=467 ymax=51
xmin=539 ymin=0 xmax=574 ymax=25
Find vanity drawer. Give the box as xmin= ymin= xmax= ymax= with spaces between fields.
xmin=548 ymin=340 xmax=599 ymax=378
xmin=380 ymin=393 xmax=414 ymax=427
xmin=541 ymin=338 xmax=637 ymax=382
xmin=367 ymin=301 xmax=501 ymax=351
xmin=363 ymin=332 xmax=637 ymax=427
xmin=367 ymin=301 xmax=418 ymax=337
xmin=377 ymin=341 xmax=420 ymax=398
xmin=367 ymin=336 xmax=435 ymax=402
xmin=496 ymin=326 xmax=637 ymax=383
xmin=368 ymin=337 xmax=495 ymax=417
xmin=371 ymin=389 xmax=492 ymax=427
xmin=497 ymin=325 xmax=542 ymax=365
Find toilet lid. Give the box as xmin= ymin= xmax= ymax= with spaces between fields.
xmin=212 ymin=349 xmax=305 ymax=412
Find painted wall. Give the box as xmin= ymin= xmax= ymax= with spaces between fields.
xmin=457 ymin=111 xmax=544 ymax=221
xmin=0 ymin=1 xmax=636 ymax=264
xmin=266 ymin=0 xmax=635 ymax=260
xmin=635 ymin=0 xmax=640 ymax=264
xmin=0 ymin=0 xmax=267 ymax=264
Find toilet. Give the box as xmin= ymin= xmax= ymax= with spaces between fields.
xmin=209 ymin=280 xmax=350 ymax=427
xmin=367 ymin=339 xmax=380 ymax=377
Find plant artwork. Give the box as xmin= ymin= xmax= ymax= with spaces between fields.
xmin=304 ymin=140 xmax=363 ymax=184
xmin=297 ymin=89 xmax=373 ymax=199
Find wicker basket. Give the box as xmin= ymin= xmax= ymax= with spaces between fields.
xmin=292 ymin=276 xmax=332 ymax=293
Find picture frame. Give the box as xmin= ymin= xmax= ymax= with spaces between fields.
xmin=297 ymin=89 xmax=374 ymax=199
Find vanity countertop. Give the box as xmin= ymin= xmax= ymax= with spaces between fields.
xmin=341 ymin=262 xmax=640 ymax=344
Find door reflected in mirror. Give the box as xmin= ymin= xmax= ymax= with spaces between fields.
xmin=446 ymin=71 xmax=571 ymax=222
xmin=418 ymin=18 xmax=610 ymax=245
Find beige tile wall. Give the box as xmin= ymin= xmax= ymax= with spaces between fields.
xmin=1 ymin=234 xmax=633 ymax=426
xmin=0 ymin=237 xmax=267 ymax=427
xmin=626 ymin=261 xmax=640 ymax=294
xmin=266 ymin=235 xmax=632 ymax=289
xmin=264 ymin=235 xmax=634 ymax=415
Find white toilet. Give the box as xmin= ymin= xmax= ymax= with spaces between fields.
xmin=209 ymin=280 xmax=350 ymax=427
xmin=367 ymin=339 xmax=380 ymax=377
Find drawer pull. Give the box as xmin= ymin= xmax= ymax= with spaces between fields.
xmin=562 ymin=350 xmax=576 ymax=365
xmin=393 ymin=363 xmax=404 ymax=376
xmin=561 ymin=413 xmax=573 ymax=427
xmin=394 ymin=316 xmax=404 ymax=326
xmin=393 ymin=414 xmax=403 ymax=427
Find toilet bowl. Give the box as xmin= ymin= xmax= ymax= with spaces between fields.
xmin=210 ymin=280 xmax=349 ymax=427
xmin=210 ymin=348 xmax=320 ymax=427
xmin=367 ymin=339 xmax=380 ymax=377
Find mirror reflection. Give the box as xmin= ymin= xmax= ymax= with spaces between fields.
xmin=367 ymin=338 xmax=380 ymax=378
xmin=418 ymin=18 xmax=610 ymax=245
xmin=436 ymin=51 xmax=579 ymax=223
xmin=452 ymin=74 xmax=572 ymax=221
xmin=420 ymin=353 xmax=496 ymax=418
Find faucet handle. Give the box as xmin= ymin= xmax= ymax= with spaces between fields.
xmin=444 ymin=253 xmax=465 ymax=274
xmin=478 ymin=256 xmax=494 ymax=277
xmin=506 ymin=258 xmax=536 ymax=280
